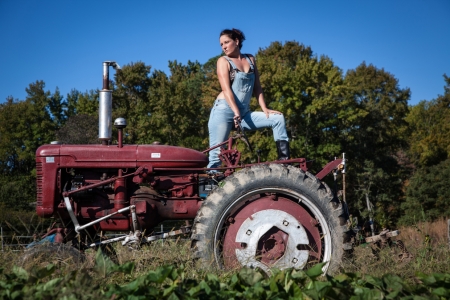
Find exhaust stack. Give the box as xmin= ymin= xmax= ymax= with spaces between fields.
xmin=99 ymin=61 xmax=121 ymax=145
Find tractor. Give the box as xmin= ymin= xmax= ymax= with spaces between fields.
xmin=27 ymin=61 xmax=355 ymax=274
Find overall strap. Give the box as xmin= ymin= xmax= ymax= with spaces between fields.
xmin=224 ymin=55 xmax=254 ymax=72
xmin=244 ymin=54 xmax=255 ymax=72
xmin=224 ymin=56 xmax=239 ymax=71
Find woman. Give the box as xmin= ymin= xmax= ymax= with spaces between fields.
xmin=207 ymin=28 xmax=290 ymax=169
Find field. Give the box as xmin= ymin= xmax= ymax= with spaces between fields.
xmin=1 ymin=219 xmax=450 ymax=299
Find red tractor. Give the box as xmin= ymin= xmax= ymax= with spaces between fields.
xmin=29 ymin=61 xmax=352 ymax=274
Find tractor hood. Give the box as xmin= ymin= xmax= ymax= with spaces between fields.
xmin=36 ymin=144 xmax=208 ymax=169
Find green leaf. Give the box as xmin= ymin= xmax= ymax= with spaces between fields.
xmin=146 ymin=265 xmax=174 ymax=283
xmin=238 ymin=267 xmax=265 ymax=286
xmin=41 ymin=277 xmax=63 ymax=291
xmin=433 ymin=287 xmax=450 ymax=297
xmin=304 ymin=263 xmax=325 ymax=279
xmin=199 ymin=280 xmax=212 ymax=295
xmin=12 ymin=266 xmax=29 ymax=281
xmin=32 ymin=264 xmax=56 ymax=280
xmin=94 ymin=248 xmax=117 ymax=277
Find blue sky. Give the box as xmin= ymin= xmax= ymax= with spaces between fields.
xmin=1 ymin=0 xmax=449 ymax=106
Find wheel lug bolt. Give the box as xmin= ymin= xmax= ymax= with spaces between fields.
xmin=283 ymin=220 xmax=289 ymax=226
xmin=292 ymin=258 xmax=298 ymax=263
xmin=246 ymin=230 xmax=252 ymax=235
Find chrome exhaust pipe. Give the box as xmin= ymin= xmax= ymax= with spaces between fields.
xmin=99 ymin=61 xmax=121 ymax=144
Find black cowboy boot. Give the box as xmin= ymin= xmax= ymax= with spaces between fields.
xmin=276 ymin=140 xmax=290 ymax=160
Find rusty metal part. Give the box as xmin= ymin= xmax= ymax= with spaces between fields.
xmin=144 ymin=225 xmax=191 ymax=242
xmin=114 ymin=169 xmax=128 ymax=210
xmin=315 ymin=158 xmax=344 ymax=180
xmin=365 ymin=229 xmax=412 ymax=262
xmin=394 ymin=239 xmax=413 ymax=261
xmin=122 ymin=230 xmax=142 ymax=247
xmin=236 ymin=121 xmax=253 ymax=152
xmin=64 ymin=195 xmax=134 ymax=233
xmin=62 ymin=166 xmax=145 ymax=198
xmin=365 ymin=229 xmax=399 ymax=243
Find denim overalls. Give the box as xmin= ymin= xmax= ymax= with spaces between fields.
xmin=207 ymin=55 xmax=289 ymax=169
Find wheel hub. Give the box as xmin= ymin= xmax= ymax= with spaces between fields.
xmin=233 ymin=209 xmax=310 ymax=273
xmin=258 ymin=228 xmax=288 ymax=263
xmin=221 ymin=195 xmax=324 ymax=274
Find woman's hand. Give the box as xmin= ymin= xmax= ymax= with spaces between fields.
xmin=263 ymin=109 xmax=282 ymax=119
xmin=233 ymin=115 xmax=241 ymax=128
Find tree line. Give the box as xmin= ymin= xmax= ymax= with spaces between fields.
xmin=1 ymin=41 xmax=449 ymax=229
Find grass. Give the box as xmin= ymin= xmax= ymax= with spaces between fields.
xmin=1 ymin=219 xmax=450 ymax=285
xmin=342 ymin=218 xmax=450 ymax=281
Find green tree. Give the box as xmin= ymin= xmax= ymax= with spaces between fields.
xmin=55 ymin=114 xmax=98 ymax=144
xmin=343 ymin=63 xmax=410 ymax=227
xmin=145 ymin=60 xmax=208 ymax=149
xmin=398 ymin=75 xmax=450 ymax=225
xmin=0 ymin=175 xmax=36 ymax=211
xmin=0 ymin=81 xmax=60 ymax=174
xmin=399 ymin=158 xmax=450 ymax=225
xmin=200 ymin=54 xmax=222 ymax=108
xmin=406 ymin=75 xmax=450 ymax=167
xmin=21 ymin=81 xmax=59 ymax=165
xmin=64 ymin=89 xmax=81 ymax=119
xmin=49 ymin=87 xmax=65 ymax=127
xmin=0 ymin=97 xmax=31 ymax=174
xmin=113 ymin=61 xmax=152 ymax=144
xmin=0 ymin=81 xmax=62 ymax=210
xmin=254 ymin=41 xmax=347 ymax=165
xmin=76 ymin=90 xmax=99 ymax=116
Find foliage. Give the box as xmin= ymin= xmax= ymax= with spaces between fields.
xmin=199 ymin=54 xmax=222 ymax=108
xmin=1 ymin=220 xmax=450 ymax=299
xmin=2 ymin=257 xmax=450 ymax=299
xmin=0 ymin=82 xmax=64 ymax=210
xmin=144 ymin=60 xmax=208 ymax=149
xmin=399 ymin=158 xmax=450 ymax=225
xmin=55 ymin=114 xmax=98 ymax=144
xmin=405 ymin=74 xmax=450 ymax=167
xmin=256 ymin=41 xmax=346 ymax=164
xmin=113 ymin=61 xmax=153 ymax=144
xmin=0 ymin=175 xmax=35 ymax=211
xmin=397 ymin=75 xmax=450 ymax=225
xmin=343 ymin=63 xmax=410 ymax=228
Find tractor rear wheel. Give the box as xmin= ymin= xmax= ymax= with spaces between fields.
xmin=191 ymin=164 xmax=350 ymax=274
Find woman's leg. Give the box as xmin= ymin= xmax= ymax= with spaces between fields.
xmin=242 ymin=111 xmax=290 ymax=160
xmin=207 ymin=102 xmax=234 ymax=169
xmin=241 ymin=111 xmax=289 ymax=141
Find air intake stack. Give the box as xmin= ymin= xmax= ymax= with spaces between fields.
xmin=99 ymin=61 xmax=121 ymax=145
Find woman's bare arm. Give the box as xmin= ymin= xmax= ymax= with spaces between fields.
xmin=217 ymin=57 xmax=241 ymax=125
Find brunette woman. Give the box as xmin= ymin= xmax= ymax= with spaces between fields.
xmin=207 ymin=28 xmax=290 ymax=169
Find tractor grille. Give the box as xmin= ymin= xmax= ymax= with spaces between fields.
xmin=36 ymin=161 xmax=43 ymax=206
